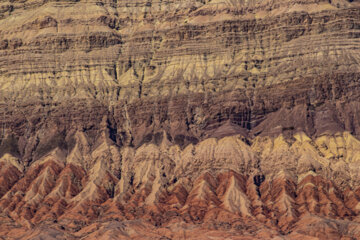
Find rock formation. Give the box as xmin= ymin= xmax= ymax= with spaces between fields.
xmin=1 ymin=0 xmax=360 ymax=239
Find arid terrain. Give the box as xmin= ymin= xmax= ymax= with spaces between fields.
xmin=1 ymin=0 xmax=360 ymax=239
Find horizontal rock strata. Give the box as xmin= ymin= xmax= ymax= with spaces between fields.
xmin=0 ymin=0 xmax=360 ymax=239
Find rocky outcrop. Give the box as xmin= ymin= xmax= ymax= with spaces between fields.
xmin=1 ymin=0 xmax=360 ymax=239
xmin=0 ymin=0 xmax=360 ymax=149
xmin=1 ymin=133 xmax=360 ymax=238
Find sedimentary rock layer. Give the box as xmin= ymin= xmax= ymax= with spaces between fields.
xmin=0 ymin=0 xmax=360 ymax=239
xmin=1 ymin=133 xmax=360 ymax=239
xmin=0 ymin=0 xmax=360 ymax=146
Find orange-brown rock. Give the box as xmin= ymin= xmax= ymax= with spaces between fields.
xmin=0 ymin=133 xmax=360 ymax=238
xmin=1 ymin=0 xmax=360 ymax=239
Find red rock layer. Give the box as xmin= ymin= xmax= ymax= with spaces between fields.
xmin=0 ymin=152 xmax=360 ymax=239
xmin=0 ymin=0 xmax=360 ymax=239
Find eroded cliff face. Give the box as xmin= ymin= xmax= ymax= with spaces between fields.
xmin=1 ymin=0 xmax=360 ymax=239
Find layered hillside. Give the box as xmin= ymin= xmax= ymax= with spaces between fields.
xmin=1 ymin=0 xmax=360 ymax=239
